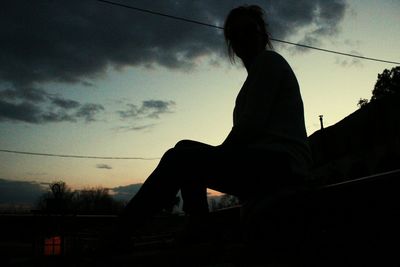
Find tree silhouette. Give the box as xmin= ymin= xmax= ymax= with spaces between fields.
xmin=74 ymin=187 xmax=123 ymax=214
xmin=371 ymin=66 xmax=400 ymax=101
xmin=36 ymin=181 xmax=75 ymax=213
xmin=358 ymin=66 xmax=400 ymax=108
xmin=36 ymin=181 xmax=124 ymax=214
xmin=357 ymin=98 xmax=369 ymax=109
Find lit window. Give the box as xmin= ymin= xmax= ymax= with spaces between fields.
xmin=44 ymin=236 xmax=62 ymax=256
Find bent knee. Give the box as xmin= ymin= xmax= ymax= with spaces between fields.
xmin=162 ymin=147 xmax=177 ymax=160
xmin=174 ymin=139 xmax=198 ymax=149
xmin=174 ymin=139 xmax=210 ymax=149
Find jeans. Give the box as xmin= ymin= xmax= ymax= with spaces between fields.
xmin=121 ymin=139 xmax=298 ymax=219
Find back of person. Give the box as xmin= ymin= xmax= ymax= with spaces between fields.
xmin=230 ymin=49 xmax=312 ymax=178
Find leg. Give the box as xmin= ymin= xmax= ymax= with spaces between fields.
xmin=122 ymin=141 xmax=297 ymax=220
xmin=121 ymin=149 xmax=181 ymax=219
xmin=121 ymin=140 xmax=214 ymax=219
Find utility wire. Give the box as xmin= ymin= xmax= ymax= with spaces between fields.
xmin=2 ymin=1 xmax=397 ymax=162
xmin=271 ymin=39 xmax=400 ymax=65
xmin=98 ymin=0 xmax=223 ymax=30
xmin=96 ymin=0 xmax=400 ymax=65
xmin=0 ymin=149 xmax=160 ymax=160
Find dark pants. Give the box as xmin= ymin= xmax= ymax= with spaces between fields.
xmin=122 ymin=140 xmax=298 ymax=219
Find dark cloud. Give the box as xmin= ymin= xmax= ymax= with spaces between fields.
xmin=1 ymin=0 xmax=347 ymax=86
xmin=111 ymin=183 xmax=143 ymax=201
xmin=0 ymin=100 xmax=44 ymax=123
xmin=0 ymin=87 xmax=49 ymax=103
xmin=50 ymin=97 xmax=81 ymax=109
xmin=0 ymin=87 xmax=104 ymax=123
xmin=118 ymin=100 xmax=175 ymax=120
xmin=116 ymin=99 xmax=175 ymax=131
xmin=0 ymin=178 xmax=46 ymax=206
xmin=141 ymin=100 xmax=176 ymax=118
xmin=40 ymin=110 xmax=77 ymax=123
xmin=117 ymin=104 xmax=140 ymax=119
xmin=76 ymin=103 xmax=105 ymax=122
xmin=1 ymin=1 xmax=347 ymax=123
xmin=96 ymin=163 xmax=112 ymax=170
xmin=0 ymin=99 xmax=104 ymax=124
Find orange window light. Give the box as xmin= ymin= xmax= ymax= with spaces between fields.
xmin=44 ymin=236 xmax=62 ymax=256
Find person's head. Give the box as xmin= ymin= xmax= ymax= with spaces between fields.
xmin=224 ymin=5 xmax=272 ymax=64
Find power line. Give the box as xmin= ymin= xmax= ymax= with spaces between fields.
xmin=273 ymin=39 xmax=400 ymax=65
xmin=96 ymin=0 xmax=400 ymax=65
xmin=3 ymin=2 xmax=397 ymax=162
xmin=98 ymin=0 xmax=223 ymax=30
xmin=0 ymin=149 xmax=160 ymax=160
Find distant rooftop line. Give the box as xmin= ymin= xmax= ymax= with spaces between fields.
xmin=96 ymin=0 xmax=400 ymax=65
xmin=0 ymin=149 xmax=160 ymax=160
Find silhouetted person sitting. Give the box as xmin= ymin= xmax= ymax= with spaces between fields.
xmin=119 ymin=4 xmax=312 ymax=243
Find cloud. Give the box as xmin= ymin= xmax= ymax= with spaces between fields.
xmin=1 ymin=0 xmax=347 ymax=86
xmin=0 ymin=87 xmax=49 ymax=103
xmin=118 ymin=100 xmax=175 ymax=120
xmin=0 ymin=100 xmax=46 ymax=123
xmin=114 ymin=123 xmax=157 ymax=132
xmin=76 ymin=103 xmax=105 ymax=123
xmin=50 ymin=97 xmax=81 ymax=109
xmin=96 ymin=163 xmax=112 ymax=170
xmin=141 ymin=100 xmax=176 ymax=118
xmin=1 ymin=1 xmax=347 ymax=123
xmin=0 ymin=178 xmax=46 ymax=206
xmin=111 ymin=183 xmax=143 ymax=201
xmin=0 ymin=88 xmax=104 ymax=124
xmin=335 ymin=50 xmax=363 ymax=68
xmin=282 ymin=0 xmax=348 ymax=53
xmin=117 ymin=104 xmax=140 ymax=119
xmin=335 ymin=57 xmax=363 ymax=68
xmin=116 ymin=99 xmax=175 ymax=130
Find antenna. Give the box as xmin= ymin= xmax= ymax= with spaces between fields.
xmin=319 ymin=115 xmax=324 ymax=130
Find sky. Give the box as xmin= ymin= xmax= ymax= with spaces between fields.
xmin=0 ymin=0 xmax=399 ymax=203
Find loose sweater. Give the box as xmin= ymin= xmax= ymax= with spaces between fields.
xmin=223 ymin=50 xmax=313 ymax=177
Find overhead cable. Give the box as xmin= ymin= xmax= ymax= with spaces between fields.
xmin=0 ymin=149 xmax=160 ymax=160
xmin=96 ymin=0 xmax=400 ymax=65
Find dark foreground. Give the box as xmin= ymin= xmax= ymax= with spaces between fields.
xmin=1 ymin=170 xmax=400 ymax=267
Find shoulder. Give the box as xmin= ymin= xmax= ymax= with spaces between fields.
xmin=257 ymin=50 xmax=291 ymax=69
xmin=249 ymin=50 xmax=292 ymax=78
xmin=249 ymin=50 xmax=300 ymax=92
